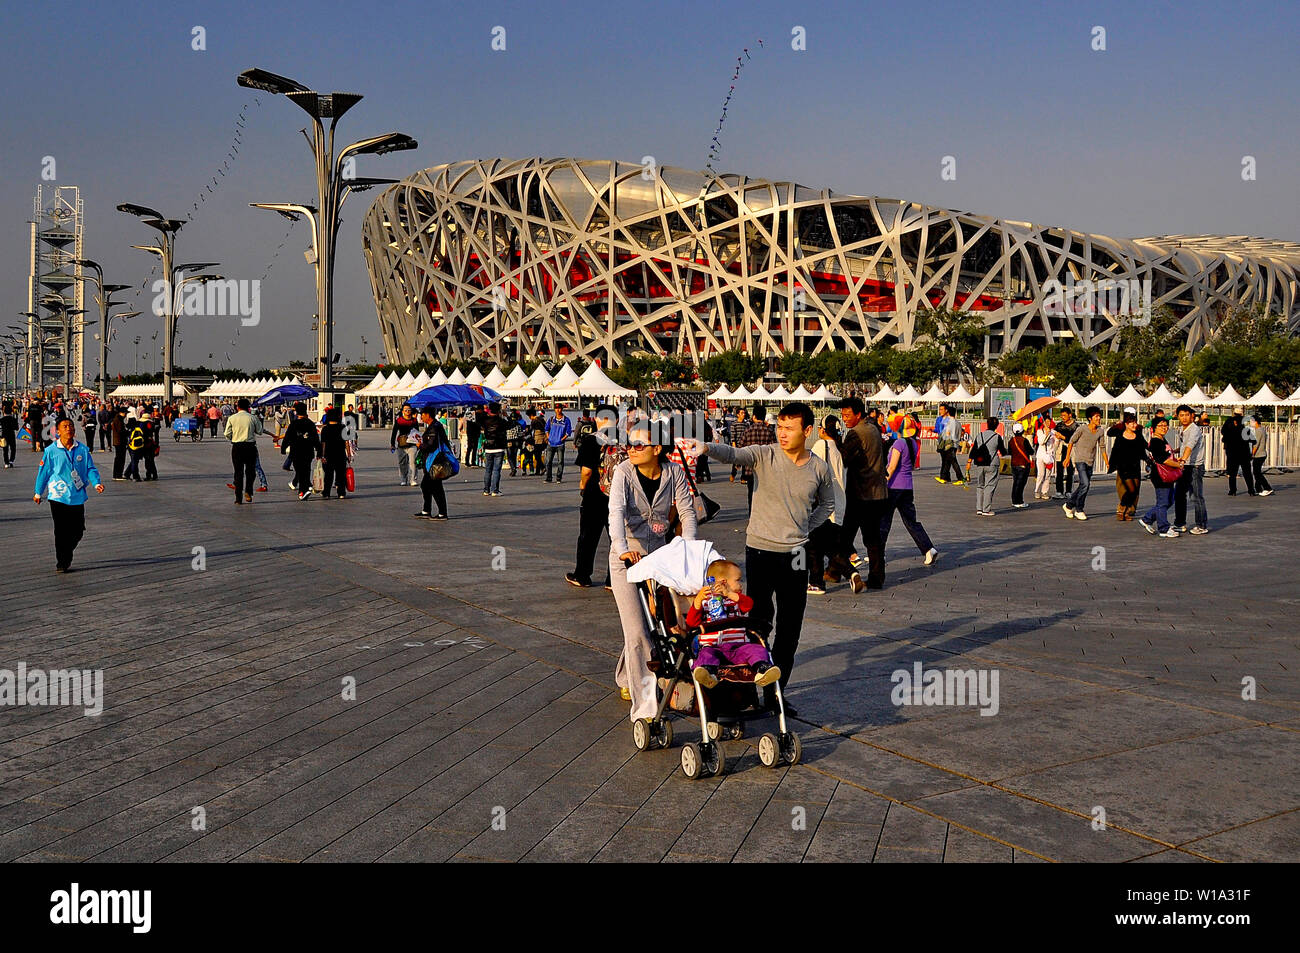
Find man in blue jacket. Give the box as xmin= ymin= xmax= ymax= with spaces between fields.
xmin=544 ymin=405 xmax=573 ymax=483
xmin=33 ymin=418 xmax=104 ymax=572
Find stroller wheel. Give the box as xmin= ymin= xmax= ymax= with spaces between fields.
xmin=758 ymin=732 xmax=781 ymax=768
xmin=632 ymin=718 xmax=652 ymax=751
xmin=702 ymin=741 xmax=725 ymax=777
xmin=706 ymin=721 xmax=721 ymax=742
xmin=656 ymin=719 xmax=673 ymax=749
xmin=681 ymin=742 xmax=703 ymax=780
xmin=781 ymin=731 xmax=802 ymax=766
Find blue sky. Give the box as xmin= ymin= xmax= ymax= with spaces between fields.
xmin=2 ymin=0 xmax=1296 ymax=369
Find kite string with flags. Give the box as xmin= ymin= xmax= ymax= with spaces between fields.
xmin=707 ymin=38 xmax=764 ymax=171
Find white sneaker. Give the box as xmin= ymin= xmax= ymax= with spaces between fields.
xmin=1139 ymin=519 xmax=1156 ymax=535
xmin=289 ymin=480 xmax=297 ymax=489
xmin=1062 ymin=504 xmax=1075 ymax=519
xmin=1013 ymin=502 xmax=1029 ymax=509
xmin=1074 ymin=511 xmax=1088 ymax=521
xmin=1159 ymin=529 xmax=1180 ymax=538
xmin=1189 ymin=526 xmax=1209 ymax=535
xmin=1259 ymin=489 xmax=1274 ymax=497
xmin=924 ymin=548 xmax=939 ymax=566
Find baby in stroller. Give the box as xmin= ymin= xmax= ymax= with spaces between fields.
xmin=625 ymin=538 xmax=801 ymax=778
xmin=686 ymin=559 xmax=780 ymax=691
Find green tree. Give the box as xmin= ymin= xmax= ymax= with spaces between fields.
xmin=1036 ymin=341 xmax=1095 ymax=391
xmin=701 ymin=349 xmax=766 ymax=386
xmin=913 ymin=306 xmax=987 ymax=383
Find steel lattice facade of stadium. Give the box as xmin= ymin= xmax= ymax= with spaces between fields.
xmin=361 ymin=157 xmax=1300 ymax=368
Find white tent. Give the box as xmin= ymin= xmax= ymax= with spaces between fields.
xmin=446 ymin=368 xmax=468 ymax=386
xmin=810 ymin=384 xmax=835 ymax=403
xmin=789 ymin=384 xmax=814 ymax=401
xmin=769 ymin=385 xmax=793 ymax=402
xmin=1247 ymin=384 xmax=1282 ymax=405
xmin=429 ymin=368 xmax=449 ymax=386
xmin=871 ymin=385 xmax=898 ymax=403
xmin=353 ymin=372 xmax=386 ymax=397
xmin=730 ymin=385 xmax=752 ymax=402
xmin=708 ymin=384 xmax=732 ymax=401
xmin=1146 ymin=383 xmax=1179 ymax=407
xmin=544 ymin=363 xmax=581 ymax=395
xmin=1285 ymin=385 xmax=1300 ymax=406
xmin=1082 ymin=385 xmax=1114 ymax=404
xmin=1055 ymin=384 xmax=1085 ymax=404
xmin=1180 ymin=384 xmax=1209 ymax=406
xmin=394 ymin=371 xmax=417 ymax=397
xmin=897 ymin=384 xmax=924 ymax=403
xmin=1113 ymin=384 xmax=1146 ymax=407
xmin=483 ymin=366 xmax=507 ymax=389
xmin=750 ymin=384 xmax=772 ymax=401
xmin=524 ymin=365 xmax=553 ymax=390
xmin=109 ymin=382 xmax=191 ymax=399
xmin=499 ymin=365 xmax=535 ymax=397
xmin=465 ymin=367 xmax=485 ymax=385
xmin=573 ymin=362 xmax=636 ymax=397
xmin=948 ymin=384 xmax=977 ymax=403
xmin=969 ymin=388 xmax=986 ymax=403
xmin=1211 ymin=384 xmax=1248 ymax=407
xmin=921 ymin=383 xmax=948 ymax=403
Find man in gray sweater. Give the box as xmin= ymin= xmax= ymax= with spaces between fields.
xmin=685 ymin=402 xmax=835 ymax=713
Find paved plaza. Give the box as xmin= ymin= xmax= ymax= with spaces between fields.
xmin=0 ymin=433 xmax=1297 ymax=863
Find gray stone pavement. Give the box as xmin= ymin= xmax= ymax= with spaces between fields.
xmin=0 ymin=432 xmax=1296 ymax=862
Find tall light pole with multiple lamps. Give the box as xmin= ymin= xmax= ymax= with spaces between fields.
xmin=38 ymin=294 xmax=87 ymax=397
xmin=236 ymin=68 xmax=416 ymax=394
xmin=116 ymin=203 xmax=221 ymax=407
xmin=73 ymin=258 xmax=137 ymax=402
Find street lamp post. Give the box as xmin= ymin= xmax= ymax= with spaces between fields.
xmin=39 ymin=294 xmax=87 ymax=398
xmin=117 ymin=206 xmax=218 ymax=410
xmin=237 ymin=68 xmax=416 ymax=394
xmin=74 ymin=258 xmax=135 ymax=402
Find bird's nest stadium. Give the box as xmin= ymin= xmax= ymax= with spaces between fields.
xmin=361 ymin=157 xmax=1300 ymax=368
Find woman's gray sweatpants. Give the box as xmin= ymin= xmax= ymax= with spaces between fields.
xmin=973 ymin=465 xmax=1000 ymax=512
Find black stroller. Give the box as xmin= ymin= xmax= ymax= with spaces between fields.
xmin=624 ymin=557 xmax=801 ymax=780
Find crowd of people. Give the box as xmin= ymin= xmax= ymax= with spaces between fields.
xmin=3 ymin=386 xmax=1285 ymax=745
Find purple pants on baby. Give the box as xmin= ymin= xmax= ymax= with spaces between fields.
xmin=694 ymin=642 xmax=770 ymax=669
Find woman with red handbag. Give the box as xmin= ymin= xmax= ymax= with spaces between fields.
xmin=1139 ymin=418 xmax=1181 ymax=537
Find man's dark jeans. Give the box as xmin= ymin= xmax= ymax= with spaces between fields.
xmin=744 ymin=546 xmax=808 ymax=692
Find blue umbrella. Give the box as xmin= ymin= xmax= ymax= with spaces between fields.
xmin=409 ymin=383 xmax=502 ymax=408
xmin=254 ymin=383 xmax=319 ymax=407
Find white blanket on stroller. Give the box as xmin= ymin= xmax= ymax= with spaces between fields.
xmin=626 ymin=537 xmax=726 ymax=594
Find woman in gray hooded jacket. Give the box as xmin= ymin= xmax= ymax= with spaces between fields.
xmin=608 ymin=422 xmax=697 ymax=726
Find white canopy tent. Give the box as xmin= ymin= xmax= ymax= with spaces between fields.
xmin=730 ymin=385 xmax=753 ymax=402
xmin=921 ymin=383 xmax=948 ymax=403
xmin=1082 ymin=385 xmax=1114 ymax=404
xmin=109 ymin=382 xmax=193 ymax=400
xmin=871 ymin=385 xmax=898 ymax=403
xmin=353 ymin=372 xmax=387 ymax=398
xmin=446 ymin=368 xmax=467 ymax=386
xmin=810 ymin=384 xmax=835 ymax=403
xmin=1210 ymin=384 xmax=1248 ymax=407
xmin=498 ymin=365 xmax=535 ymax=397
xmin=708 ymin=384 xmax=732 ymax=401
xmin=524 ymin=365 xmax=553 ymax=391
xmin=1180 ymin=384 xmax=1210 ymax=407
xmin=1146 ymin=383 xmax=1179 ymax=407
xmin=769 ymin=385 xmax=793 ymax=402
xmin=750 ymin=384 xmax=772 ymax=402
xmin=897 ymin=384 xmax=924 ymax=403
xmin=573 ymin=362 xmax=636 ymax=398
xmin=464 ymin=367 xmax=485 ymax=385
xmin=543 ymin=363 xmax=581 ymax=396
xmin=1247 ymin=384 xmax=1282 ymax=405
xmin=789 ymin=384 xmax=814 ymax=401
xmin=947 ymin=384 xmax=977 ymax=403
xmin=429 ymin=368 xmax=449 ymax=386
xmin=1112 ymin=384 xmax=1146 ymax=407
xmin=1055 ymin=384 xmax=1085 ymax=404
xmin=483 ymin=366 xmax=507 ymax=389
xmin=1285 ymin=385 xmax=1300 ymax=406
